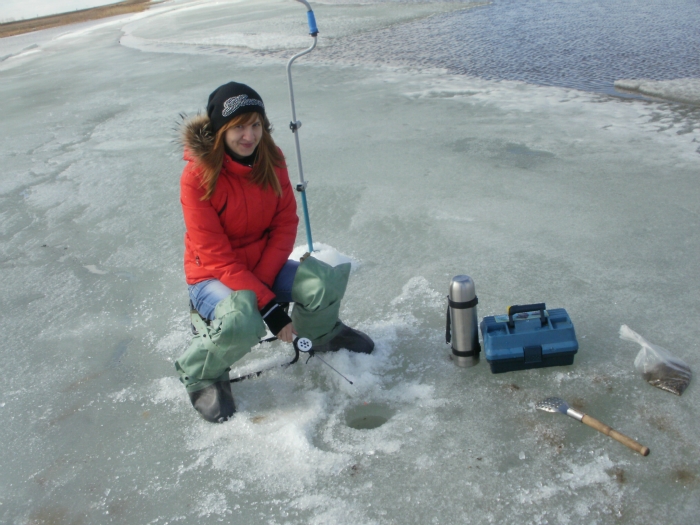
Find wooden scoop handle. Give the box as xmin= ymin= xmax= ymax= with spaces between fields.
xmin=581 ymin=415 xmax=650 ymax=456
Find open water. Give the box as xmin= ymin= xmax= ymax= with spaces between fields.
xmin=317 ymin=0 xmax=700 ymax=97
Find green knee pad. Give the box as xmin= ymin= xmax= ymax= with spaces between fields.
xmin=175 ymin=290 xmax=266 ymax=393
xmin=291 ymin=257 xmax=351 ymax=346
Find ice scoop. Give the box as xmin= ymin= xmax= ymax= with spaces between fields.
xmin=536 ymin=397 xmax=650 ymax=456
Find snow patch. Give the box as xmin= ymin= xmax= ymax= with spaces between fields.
xmin=84 ymin=264 xmax=108 ymax=275
xmin=194 ymin=491 xmax=230 ymax=517
xmin=151 ymin=377 xmax=186 ymax=409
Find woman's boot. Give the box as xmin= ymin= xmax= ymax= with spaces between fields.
xmin=175 ymin=290 xmax=266 ymax=422
xmin=312 ymin=322 xmax=374 ymax=354
xmin=188 ymin=379 xmax=236 ymax=423
xmin=291 ymin=257 xmax=374 ymax=354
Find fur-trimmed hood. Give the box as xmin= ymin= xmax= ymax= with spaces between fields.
xmin=179 ymin=113 xmax=215 ymax=164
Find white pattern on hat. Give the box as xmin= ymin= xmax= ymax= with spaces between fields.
xmin=222 ymin=94 xmax=264 ymax=117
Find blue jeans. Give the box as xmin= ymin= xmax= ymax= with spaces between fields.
xmin=188 ymin=260 xmax=299 ymax=321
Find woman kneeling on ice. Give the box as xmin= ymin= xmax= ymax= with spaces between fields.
xmin=176 ymin=82 xmax=374 ymax=423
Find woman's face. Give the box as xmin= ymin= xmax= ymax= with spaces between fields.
xmin=224 ymin=115 xmax=263 ymax=158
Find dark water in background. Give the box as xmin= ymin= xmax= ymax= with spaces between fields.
xmin=323 ymin=0 xmax=700 ymax=97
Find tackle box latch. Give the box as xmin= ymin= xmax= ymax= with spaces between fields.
xmin=523 ymin=345 xmax=543 ymax=363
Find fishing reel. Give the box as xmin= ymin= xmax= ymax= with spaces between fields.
xmin=294 ymin=336 xmax=353 ymax=384
xmin=294 ymin=336 xmax=313 ymax=354
xmin=293 ymin=336 xmax=314 ymax=363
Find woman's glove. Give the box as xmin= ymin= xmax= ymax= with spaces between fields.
xmin=260 ymin=300 xmax=292 ymax=337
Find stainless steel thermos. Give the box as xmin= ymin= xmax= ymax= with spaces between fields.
xmin=446 ymin=275 xmax=480 ymax=367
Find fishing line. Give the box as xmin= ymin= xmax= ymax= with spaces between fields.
xmin=307 ymin=353 xmax=354 ymax=385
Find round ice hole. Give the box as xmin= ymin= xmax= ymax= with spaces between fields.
xmin=345 ymin=403 xmax=395 ymax=430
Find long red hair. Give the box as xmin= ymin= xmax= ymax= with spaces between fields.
xmin=199 ymin=112 xmax=284 ymax=200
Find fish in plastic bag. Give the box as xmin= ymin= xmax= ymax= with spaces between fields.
xmin=620 ymin=325 xmax=692 ymax=396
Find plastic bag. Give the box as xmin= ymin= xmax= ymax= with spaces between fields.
xmin=619 ymin=325 xmax=692 ymax=396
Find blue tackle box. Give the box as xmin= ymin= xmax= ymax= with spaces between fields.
xmin=480 ymin=303 xmax=578 ymax=374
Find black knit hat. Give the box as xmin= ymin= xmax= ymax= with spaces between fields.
xmin=207 ymin=82 xmax=266 ymax=135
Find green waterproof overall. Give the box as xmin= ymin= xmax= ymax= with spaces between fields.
xmin=175 ymin=257 xmax=351 ymax=392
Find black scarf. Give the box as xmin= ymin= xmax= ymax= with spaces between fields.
xmin=225 ymin=145 xmax=257 ymax=167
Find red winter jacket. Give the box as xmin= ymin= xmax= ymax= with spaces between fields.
xmin=180 ymin=115 xmax=298 ymax=309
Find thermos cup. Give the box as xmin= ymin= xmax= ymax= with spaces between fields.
xmin=446 ymin=275 xmax=480 ymax=367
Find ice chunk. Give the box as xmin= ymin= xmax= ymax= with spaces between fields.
xmin=615 ymin=78 xmax=700 ymax=105
xmin=289 ymin=242 xmax=358 ymax=268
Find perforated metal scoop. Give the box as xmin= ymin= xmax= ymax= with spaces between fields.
xmin=536 ymin=397 xmax=580 ymax=416
xmin=536 ymin=397 xmax=650 ymax=456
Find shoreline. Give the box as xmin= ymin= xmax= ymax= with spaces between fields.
xmin=0 ymin=0 xmax=153 ymax=39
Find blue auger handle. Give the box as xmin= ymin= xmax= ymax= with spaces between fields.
xmin=307 ymin=10 xmax=318 ymax=36
xmin=300 ymin=190 xmax=314 ymax=253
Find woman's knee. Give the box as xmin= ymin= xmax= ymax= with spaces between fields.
xmin=272 ymin=260 xmax=299 ymax=303
xmin=189 ymin=279 xmax=234 ymax=321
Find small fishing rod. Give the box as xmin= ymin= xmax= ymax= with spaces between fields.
xmin=230 ymin=336 xmax=353 ymax=385
xmin=229 ymin=336 xmax=302 ymax=383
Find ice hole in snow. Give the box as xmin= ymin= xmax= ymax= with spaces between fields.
xmin=344 ymin=402 xmax=395 ymax=430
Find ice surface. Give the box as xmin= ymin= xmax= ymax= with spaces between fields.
xmin=615 ymin=78 xmax=700 ymax=106
xmin=1 ymin=1 xmax=699 ymax=524
xmin=119 ymin=0 xmax=472 ymax=57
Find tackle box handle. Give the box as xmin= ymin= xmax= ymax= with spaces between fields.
xmin=507 ymin=303 xmax=547 ymax=329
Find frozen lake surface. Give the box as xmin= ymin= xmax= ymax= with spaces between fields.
xmin=1 ymin=1 xmax=699 ymax=524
